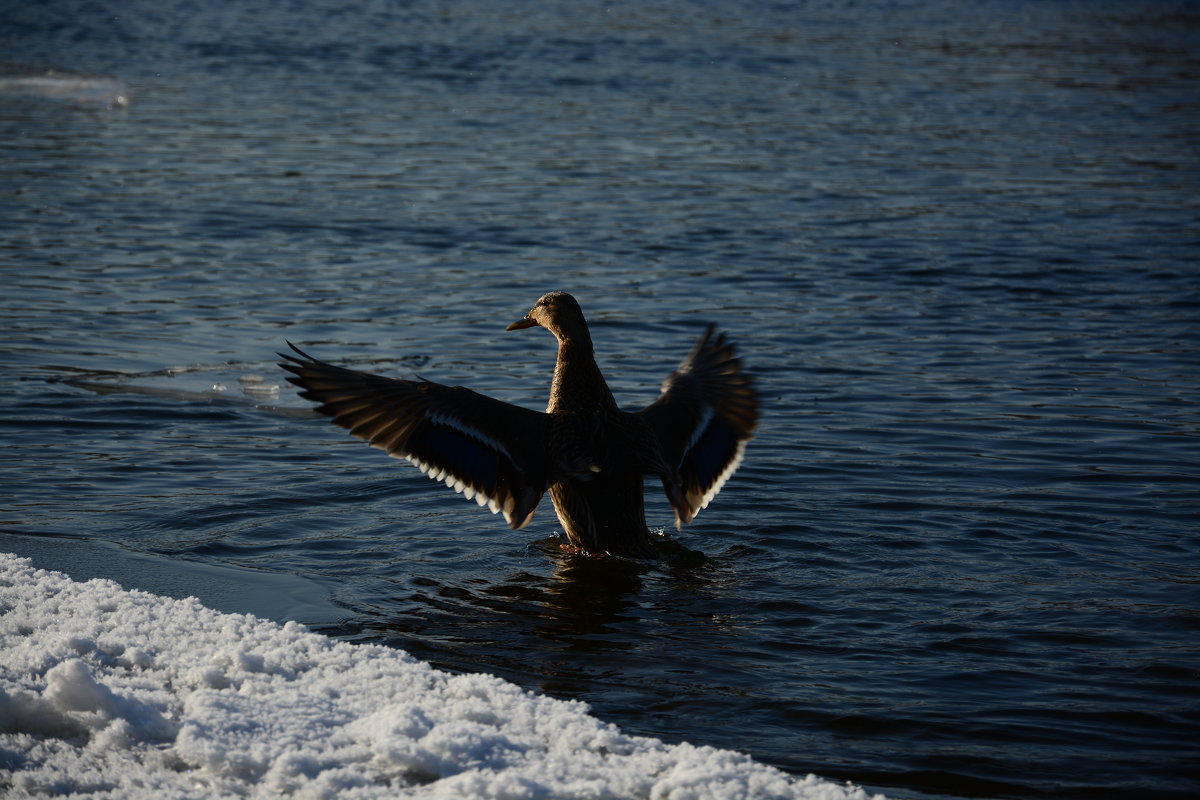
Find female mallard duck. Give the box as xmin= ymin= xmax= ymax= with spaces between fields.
xmin=279 ymin=292 xmax=758 ymax=558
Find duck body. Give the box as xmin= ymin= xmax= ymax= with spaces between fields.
xmin=545 ymin=403 xmax=665 ymax=557
xmin=280 ymin=292 xmax=759 ymax=559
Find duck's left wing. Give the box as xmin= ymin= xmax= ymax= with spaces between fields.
xmin=279 ymin=343 xmax=548 ymax=529
xmin=636 ymin=326 xmax=759 ymax=529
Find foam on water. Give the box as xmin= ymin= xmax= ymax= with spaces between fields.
xmin=0 ymin=73 xmax=130 ymax=108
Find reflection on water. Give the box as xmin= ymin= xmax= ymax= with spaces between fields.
xmin=348 ymin=546 xmax=746 ymax=706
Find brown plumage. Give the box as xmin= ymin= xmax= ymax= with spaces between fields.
xmin=279 ymin=291 xmax=759 ymax=558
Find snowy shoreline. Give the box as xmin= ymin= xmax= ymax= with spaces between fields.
xmin=0 ymin=553 xmax=883 ymax=799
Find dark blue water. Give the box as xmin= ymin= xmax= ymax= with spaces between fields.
xmin=3 ymin=1 xmax=1199 ymax=797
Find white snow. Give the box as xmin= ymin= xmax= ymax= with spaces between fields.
xmin=0 ymin=553 xmax=885 ymax=800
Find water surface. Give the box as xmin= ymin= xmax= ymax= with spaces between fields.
xmin=2 ymin=2 xmax=1198 ymax=798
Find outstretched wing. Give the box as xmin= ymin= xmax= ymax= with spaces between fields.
xmin=279 ymin=343 xmax=549 ymax=529
xmin=637 ymin=326 xmax=759 ymax=529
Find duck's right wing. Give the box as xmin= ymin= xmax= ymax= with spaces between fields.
xmin=279 ymin=342 xmax=549 ymax=529
xmin=636 ymin=326 xmax=759 ymax=529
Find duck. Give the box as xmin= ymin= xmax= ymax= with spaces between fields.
xmin=278 ymin=291 xmax=759 ymax=558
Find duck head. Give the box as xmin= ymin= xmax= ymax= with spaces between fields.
xmin=506 ymin=292 xmax=591 ymax=345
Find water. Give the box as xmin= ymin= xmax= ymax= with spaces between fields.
xmin=2 ymin=1 xmax=1198 ymax=797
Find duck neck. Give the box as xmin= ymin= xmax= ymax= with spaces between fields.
xmin=548 ymin=335 xmax=614 ymax=413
